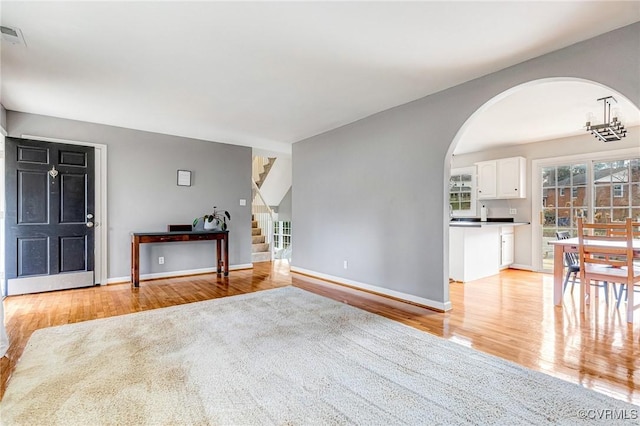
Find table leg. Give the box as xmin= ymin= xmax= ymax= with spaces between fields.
xmin=224 ymin=233 xmax=229 ymax=277
xmin=216 ymin=238 xmax=222 ymax=274
xmin=131 ymin=237 xmax=140 ymax=287
xmin=553 ymin=245 xmax=564 ymax=306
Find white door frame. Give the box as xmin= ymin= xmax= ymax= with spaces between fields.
xmin=19 ymin=134 xmax=109 ymax=285
xmin=0 ymin=130 xmax=6 ymax=296
xmin=531 ymin=146 xmax=640 ymax=272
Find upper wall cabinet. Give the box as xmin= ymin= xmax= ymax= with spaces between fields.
xmin=476 ymin=161 xmax=498 ymax=198
xmin=476 ymin=156 xmax=526 ymax=200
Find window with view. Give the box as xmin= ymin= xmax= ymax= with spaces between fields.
xmin=539 ymin=156 xmax=640 ymax=271
xmin=449 ymin=167 xmax=476 ymax=217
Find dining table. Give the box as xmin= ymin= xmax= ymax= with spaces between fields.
xmin=548 ymin=237 xmax=640 ymax=306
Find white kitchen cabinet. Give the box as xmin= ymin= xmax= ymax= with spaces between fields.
xmin=450 ymin=223 xmax=522 ymax=282
xmin=476 ymin=157 xmax=526 ymax=200
xmin=476 ymin=161 xmax=497 ymax=199
xmin=449 ymin=226 xmax=501 ymax=282
xmin=500 ymin=226 xmax=514 ymax=268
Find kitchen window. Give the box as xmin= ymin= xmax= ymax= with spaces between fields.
xmin=449 ymin=167 xmax=477 ymax=217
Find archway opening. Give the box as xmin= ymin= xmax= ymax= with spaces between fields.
xmin=444 ymin=77 xmax=640 ymax=303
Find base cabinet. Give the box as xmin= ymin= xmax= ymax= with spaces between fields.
xmin=500 ymin=227 xmax=515 ymax=267
xmin=449 ymin=227 xmax=501 ymax=282
xmin=450 ymin=225 xmax=516 ymax=282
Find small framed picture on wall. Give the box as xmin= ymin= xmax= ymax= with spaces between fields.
xmin=177 ymin=170 xmax=192 ymax=187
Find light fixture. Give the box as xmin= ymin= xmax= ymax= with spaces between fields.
xmin=585 ymin=96 xmax=627 ymax=142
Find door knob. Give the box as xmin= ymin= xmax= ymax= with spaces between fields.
xmin=86 ymin=221 xmax=94 ymax=228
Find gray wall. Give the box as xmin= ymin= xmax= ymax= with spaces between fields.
xmin=292 ymin=23 xmax=640 ymax=308
xmin=0 ymin=104 xmax=6 ymax=132
xmin=7 ymin=112 xmax=253 ymax=280
xmin=277 ymin=188 xmax=292 ymax=221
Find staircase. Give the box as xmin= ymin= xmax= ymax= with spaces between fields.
xmin=254 ymin=157 xmax=276 ymax=188
xmin=252 ymin=215 xmax=271 ymax=263
xmin=251 ymin=156 xmax=278 ymax=263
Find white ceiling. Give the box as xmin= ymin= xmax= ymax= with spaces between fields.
xmin=1 ymin=2 xmax=639 ymax=154
xmin=455 ymin=80 xmax=640 ymax=155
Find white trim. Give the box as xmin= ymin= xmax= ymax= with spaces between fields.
xmin=21 ymin=134 xmax=109 ymax=285
xmin=7 ymin=271 xmax=94 ymax=296
xmin=290 ymin=266 xmax=452 ymax=312
xmin=0 ymin=134 xmax=4 ymax=296
xmin=508 ymin=263 xmax=534 ymax=271
xmin=530 ymin=146 xmax=640 ymax=272
xmin=106 ymin=264 xmax=254 ymax=284
xmin=228 ymin=263 xmax=254 ymax=271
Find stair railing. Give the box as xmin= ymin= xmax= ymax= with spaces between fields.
xmin=251 ymin=180 xmax=274 ymax=260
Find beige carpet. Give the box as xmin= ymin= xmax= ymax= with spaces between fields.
xmin=1 ymin=286 xmax=637 ymax=425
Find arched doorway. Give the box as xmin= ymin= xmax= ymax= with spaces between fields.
xmin=445 ymin=77 xmax=640 ymax=283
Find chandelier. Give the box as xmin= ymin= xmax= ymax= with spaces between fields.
xmin=585 ymin=96 xmax=627 ymax=142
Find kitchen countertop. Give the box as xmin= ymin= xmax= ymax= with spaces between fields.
xmin=449 ymin=218 xmax=530 ymax=228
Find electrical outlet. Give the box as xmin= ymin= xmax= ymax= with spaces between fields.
xmin=509 ymin=208 xmax=517 ymax=215
xmin=343 ymin=260 xmax=348 ymax=269
xmin=158 ymin=256 xmax=165 ymax=265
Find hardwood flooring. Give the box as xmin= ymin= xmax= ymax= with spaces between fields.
xmin=1 ymin=262 xmax=638 ymax=405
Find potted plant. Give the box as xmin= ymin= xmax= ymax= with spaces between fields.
xmin=193 ymin=206 xmax=231 ymax=231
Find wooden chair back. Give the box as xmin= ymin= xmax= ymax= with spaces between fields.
xmin=577 ymin=217 xmax=640 ymax=322
xmin=578 ymin=219 xmax=632 ymax=269
xmin=607 ymin=221 xmax=640 ymax=239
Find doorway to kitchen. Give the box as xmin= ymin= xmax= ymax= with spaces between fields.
xmin=447 ymin=77 xmax=639 ymax=282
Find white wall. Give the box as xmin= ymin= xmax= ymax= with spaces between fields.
xmin=260 ymin=157 xmax=292 ymax=207
xmin=292 ymin=23 xmax=640 ymax=311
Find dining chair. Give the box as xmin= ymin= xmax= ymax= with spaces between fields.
xmin=609 ymin=221 xmax=640 ymax=308
xmin=577 ymin=218 xmax=640 ymax=323
xmin=558 ymin=228 xmax=615 ymax=304
xmin=555 ymin=231 xmax=580 ymax=295
xmin=606 ymin=221 xmax=640 ymax=238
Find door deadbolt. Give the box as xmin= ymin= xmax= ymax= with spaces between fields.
xmin=87 ymin=213 xmax=94 ymax=219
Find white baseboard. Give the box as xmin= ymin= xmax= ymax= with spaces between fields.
xmin=229 ymin=263 xmax=254 ymax=271
xmin=290 ymin=266 xmax=452 ymax=312
xmin=106 ymin=263 xmax=254 ymax=285
xmin=508 ymin=263 xmax=534 ymax=271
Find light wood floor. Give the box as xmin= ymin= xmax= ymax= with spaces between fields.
xmin=1 ymin=262 xmax=638 ymax=404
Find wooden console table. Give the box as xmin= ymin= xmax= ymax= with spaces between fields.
xmin=130 ymin=230 xmax=229 ymax=287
